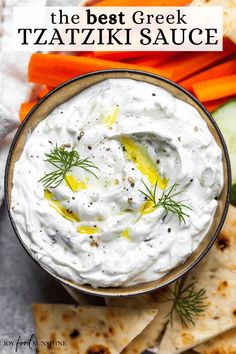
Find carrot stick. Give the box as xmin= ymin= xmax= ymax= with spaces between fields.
xmin=78 ymin=51 xmax=94 ymax=57
xmin=158 ymin=38 xmax=236 ymax=82
xmin=130 ymin=58 xmax=161 ymax=67
xmin=94 ymin=51 xmax=179 ymax=66
xmin=93 ymin=51 xmax=153 ymax=61
xmin=179 ymin=58 xmax=236 ymax=91
xmin=19 ymin=100 xmax=39 ymax=122
xmin=193 ymin=74 xmax=236 ymax=102
xmin=94 ymin=0 xmax=191 ymax=6
xmin=38 ymin=86 xmax=52 ymax=98
xmin=93 ymin=51 xmax=178 ymax=64
xmin=129 ymin=52 xmax=180 ymax=66
xmin=28 ymin=53 xmax=172 ymax=87
xmin=204 ymin=97 xmax=233 ymax=113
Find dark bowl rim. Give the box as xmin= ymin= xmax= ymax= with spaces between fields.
xmin=4 ymin=68 xmax=232 ymax=297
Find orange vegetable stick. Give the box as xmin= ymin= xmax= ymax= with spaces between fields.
xmin=130 ymin=52 xmax=180 ymax=66
xmin=193 ymin=74 xmax=236 ymax=102
xmin=158 ymin=38 xmax=236 ymax=82
xmin=28 ymin=53 xmax=172 ymax=87
xmin=94 ymin=0 xmax=191 ymax=6
xmin=93 ymin=51 xmax=153 ymax=61
xmin=204 ymin=97 xmax=234 ymax=113
xmin=86 ymin=51 xmax=179 ymax=65
xmin=179 ymin=58 xmax=236 ymax=91
xmin=130 ymin=58 xmax=161 ymax=67
xmin=19 ymin=100 xmax=39 ymax=123
xmin=79 ymin=51 xmax=94 ymax=57
xmin=38 ymin=86 xmax=52 ymax=98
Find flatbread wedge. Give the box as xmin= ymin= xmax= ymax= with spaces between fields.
xmin=190 ymin=0 xmax=236 ymax=43
xmin=158 ymin=205 xmax=236 ymax=354
xmin=194 ymin=328 xmax=236 ymax=354
xmin=32 ymin=304 xmax=157 ymax=354
xmin=193 ymin=205 xmax=236 ymax=354
xmin=106 ymin=289 xmax=172 ymax=354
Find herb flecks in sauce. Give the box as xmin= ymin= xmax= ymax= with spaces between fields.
xmin=39 ymin=145 xmax=99 ymax=190
xmin=139 ymin=180 xmax=192 ymax=224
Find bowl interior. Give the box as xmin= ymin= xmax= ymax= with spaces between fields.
xmin=6 ymin=70 xmax=230 ymax=297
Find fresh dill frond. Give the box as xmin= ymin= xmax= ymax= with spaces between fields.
xmin=139 ymin=179 xmax=158 ymax=205
xmin=38 ymin=144 xmax=99 ymax=189
xmin=139 ymin=180 xmax=192 ymax=224
xmin=166 ymin=277 xmax=208 ymax=327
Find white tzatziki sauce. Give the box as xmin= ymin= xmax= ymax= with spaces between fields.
xmin=11 ymin=78 xmax=223 ymax=287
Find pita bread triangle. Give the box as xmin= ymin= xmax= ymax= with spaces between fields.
xmin=158 ymin=205 xmax=236 ymax=354
xmin=32 ymin=303 xmax=157 ymax=354
xmin=106 ymin=288 xmax=172 ymax=354
xmin=193 ymin=204 xmax=236 ymax=354
xmin=194 ymin=327 xmax=236 ymax=354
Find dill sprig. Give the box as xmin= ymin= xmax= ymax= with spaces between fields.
xmin=166 ymin=277 xmax=208 ymax=327
xmin=139 ymin=180 xmax=192 ymax=224
xmin=39 ymin=145 xmax=99 ymax=189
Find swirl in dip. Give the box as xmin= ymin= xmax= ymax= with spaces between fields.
xmin=11 ymin=78 xmax=223 ymax=287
